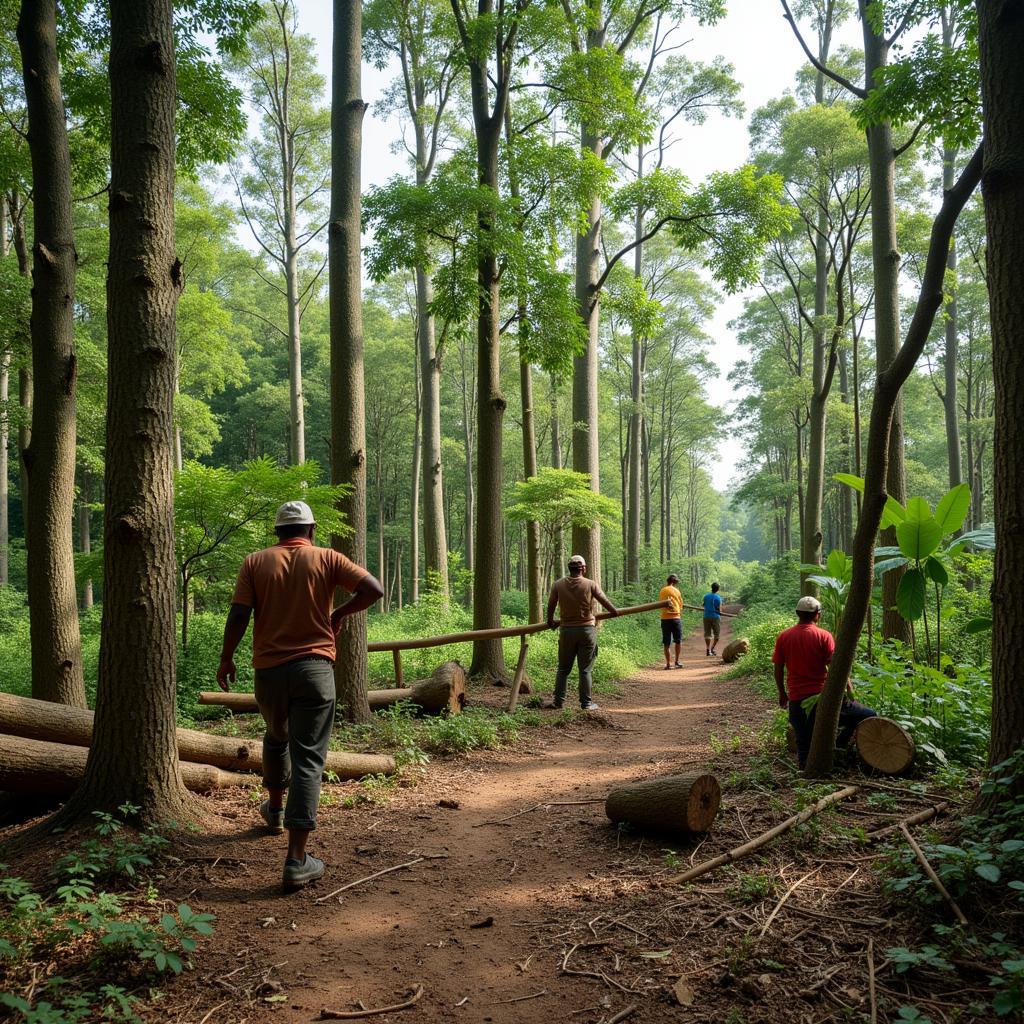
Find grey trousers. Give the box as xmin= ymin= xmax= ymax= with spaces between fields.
xmin=554 ymin=625 xmax=598 ymax=707
xmin=254 ymin=656 xmax=336 ymax=831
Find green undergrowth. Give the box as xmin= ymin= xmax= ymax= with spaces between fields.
xmin=0 ymin=805 xmax=214 ymax=1024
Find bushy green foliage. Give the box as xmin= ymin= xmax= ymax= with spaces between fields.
xmin=0 ymin=806 xmax=215 ymax=1023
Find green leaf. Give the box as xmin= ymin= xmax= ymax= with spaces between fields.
xmin=934 ymin=484 xmax=971 ymax=535
xmin=874 ymin=556 xmax=909 ymax=577
xmin=897 ymin=516 xmax=943 ymax=561
xmin=924 ymin=557 xmax=949 ymax=587
xmin=896 ymin=568 xmax=927 ymax=621
xmin=826 ymin=549 xmax=849 ymax=581
xmin=904 ymin=496 xmax=932 ymax=523
xmin=834 ymin=472 xmax=865 ymax=493
xmin=965 ymin=616 xmax=993 ymax=635
xmin=882 ymin=497 xmax=908 ymax=529
xmin=976 ymin=863 xmax=1001 ymax=883
xmin=955 ymin=527 xmax=996 ymax=551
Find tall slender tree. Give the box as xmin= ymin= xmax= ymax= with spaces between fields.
xmin=17 ymin=0 xmax=86 ymax=707
xmin=330 ymin=0 xmax=371 ymax=722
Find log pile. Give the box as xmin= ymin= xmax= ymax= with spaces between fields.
xmin=199 ymin=660 xmax=467 ymax=718
xmin=605 ymin=773 xmax=721 ymax=836
xmin=0 ymin=690 xmax=396 ymax=797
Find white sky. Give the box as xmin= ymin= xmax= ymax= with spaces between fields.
xmin=292 ymin=1 xmax=865 ymax=490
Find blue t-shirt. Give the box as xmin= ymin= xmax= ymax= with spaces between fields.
xmin=703 ymin=592 xmax=722 ymax=618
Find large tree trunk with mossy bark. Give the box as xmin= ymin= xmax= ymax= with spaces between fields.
xmin=977 ymin=0 xmax=1024 ymax=783
xmin=54 ymin=0 xmax=191 ymax=825
xmin=330 ymin=0 xmax=372 ymax=723
xmin=805 ymin=147 xmax=983 ymax=777
xmin=17 ymin=0 xmax=86 ymax=708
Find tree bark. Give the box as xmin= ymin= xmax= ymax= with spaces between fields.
xmin=550 ymin=378 xmax=563 ymax=577
xmin=330 ymin=0 xmax=372 ymax=722
xmin=605 ymin=773 xmax=721 ymax=836
xmin=805 ymin=147 xmax=982 ymax=776
xmin=0 ymin=350 xmax=8 ymax=586
xmin=0 ymin=689 xmax=397 ymax=776
xmin=860 ymin=8 xmax=910 ymax=644
xmin=78 ymin=468 xmax=93 ymax=609
xmin=942 ymin=145 xmax=964 ymax=491
xmin=56 ymin=0 xmax=191 ymax=824
xmin=10 ymin=201 xmax=32 ymax=543
xmin=977 ymin=0 xmax=1024 ymax=778
xmin=410 ymin=333 xmax=421 ymax=604
xmin=17 ymin=0 xmax=86 ymax=708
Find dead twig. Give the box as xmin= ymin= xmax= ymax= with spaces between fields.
xmin=868 ymin=938 xmax=877 ymax=1024
xmin=669 ymin=786 xmax=859 ymax=885
xmin=607 ymin=1005 xmax=639 ymax=1024
xmin=319 ymin=984 xmax=425 ymax=1019
xmin=758 ymin=866 xmax=820 ymax=937
xmin=868 ymin=802 xmax=950 ymax=841
xmin=474 ymin=803 xmax=543 ymax=827
xmin=488 ymin=989 xmax=547 ymax=1005
xmin=197 ymin=1003 xmax=229 ymax=1024
xmin=314 ymin=858 xmax=424 ymax=904
xmin=899 ymin=823 xmax=968 ymax=925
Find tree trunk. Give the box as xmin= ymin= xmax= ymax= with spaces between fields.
xmin=520 ymin=356 xmax=543 ymax=621
xmin=977 ymin=0 xmax=1024 ymax=779
xmin=838 ymin=348 xmax=854 ymax=550
xmin=572 ymin=127 xmax=604 ymax=584
xmin=805 ymin=147 xmax=982 ymax=776
xmin=860 ymin=10 xmax=910 ymax=644
xmin=461 ymin=347 xmax=475 ymax=607
xmin=942 ymin=144 xmax=964 ymax=491
xmin=417 ymin=268 xmax=449 ymax=597
xmin=0 ymin=350 xmax=8 ymax=586
xmin=17 ymin=0 xmax=86 ymax=708
xmin=57 ymin=0 xmax=191 ymax=824
xmin=330 ymin=0 xmax=372 ymax=723
xmin=410 ymin=332 xmax=421 ymax=603
xmin=550 ymin=378 xmax=563 ymax=576
xmin=10 ymin=203 xmax=32 ymax=542
xmin=78 ymin=469 xmax=93 ymax=609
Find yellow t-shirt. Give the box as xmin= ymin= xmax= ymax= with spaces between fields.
xmin=659 ymin=585 xmax=682 ymax=620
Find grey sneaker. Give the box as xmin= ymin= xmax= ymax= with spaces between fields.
xmin=282 ymin=854 xmax=325 ymax=890
xmin=582 ymin=701 xmax=600 ymax=711
xmin=259 ymin=799 xmax=285 ymax=834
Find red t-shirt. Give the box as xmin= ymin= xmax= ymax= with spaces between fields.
xmin=772 ymin=622 xmax=836 ymax=701
xmin=231 ymin=538 xmax=368 ymax=669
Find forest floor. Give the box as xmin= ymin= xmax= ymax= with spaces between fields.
xmin=3 ymin=613 xmax=1002 ymax=1024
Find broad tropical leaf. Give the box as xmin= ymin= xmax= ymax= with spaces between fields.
xmin=825 ymin=549 xmax=850 ymax=581
xmin=874 ymin=556 xmax=909 ymax=577
xmin=954 ymin=527 xmax=996 ymax=551
xmin=965 ymin=616 xmax=993 ymax=635
xmin=834 ymin=473 xmax=905 ymax=527
xmin=934 ymin=484 xmax=971 ymax=536
xmin=896 ymin=515 xmax=942 ymax=561
xmin=924 ymin=556 xmax=949 ymax=587
xmin=896 ymin=567 xmax=927 ymax=621
xmin=904 ymin=496 xmax=932 ymax=523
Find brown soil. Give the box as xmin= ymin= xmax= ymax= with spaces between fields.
xmin=157 ymin=614 xmax=764 ymax=1023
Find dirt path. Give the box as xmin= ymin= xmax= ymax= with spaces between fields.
xmin=171 ymin=612 xmax=766 ymax=1023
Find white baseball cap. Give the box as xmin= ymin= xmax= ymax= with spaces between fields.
xmin=796 ymin=595 xmax=822 ymax=613
xmin=568 ymin=554 xmax=586 ymax=567
xmin=275 ymin=500 xmax=315 ymax=527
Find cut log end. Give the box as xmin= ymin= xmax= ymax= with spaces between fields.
xmin=855 ymin=716 xmax=915 ymax=775
xmin=605 ymin=772 xmax=721 ymax=836
xmin=721 ymin=638 xmax=749 ymax=664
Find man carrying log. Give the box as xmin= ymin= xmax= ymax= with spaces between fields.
xmin=546 ymin=554 xmax=619 ymax=711
xmin=217 ymin=500 xmax=384 ymax=890
xmin=702 ymin=582 xmax=723 ymax=657
xmin=659 ymin=573 xmax=684 ymax=670
xmin=773 ymin=595 xmax=876 ymax=769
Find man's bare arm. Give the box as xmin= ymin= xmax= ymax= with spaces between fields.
xmin=331 ymin=575 xmax=385 ymax=632
xmin=546 ymin=592 xmax=559 ymax=629
xmin=217 ymin=604 xmax=253 ymax=691
xmin=774 ymin=662 xmax=787 ymax=709
xmin=595 ymin=588 xmax=619 ymax=616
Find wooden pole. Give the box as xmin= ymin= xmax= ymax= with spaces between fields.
xmin=678 ymin=603 xmax=739 ymax=618
xmin=506 ymin=636 xmax=530 ymax=714
xmin=365 ymin=600 xmax=671 ymax=653
xmin=392 ymin=648 xmax=403 ymax=687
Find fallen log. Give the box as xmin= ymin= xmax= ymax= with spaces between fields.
xmin=605 ymin=773 xmax=721 ymax=836
xmin=200 ymin=660 xmax=466 ymax=720
xmin=0 ymin=733 xmax=251 ymax=797
xmin=855 ymin=716 xmax=915 ymax=775
xmin=0 ymin=690 xmax=395 ymax=779
xmin=668 ymin=785 xmax=860 ymax=885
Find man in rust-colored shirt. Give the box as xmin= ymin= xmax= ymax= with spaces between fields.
xmin=546 ymin=554 xmax=619 ymax=711
xmin=217 ymin=501 xmax=383 ymax=890
xmin=773 ymin=596 xmax=875 ymax=768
